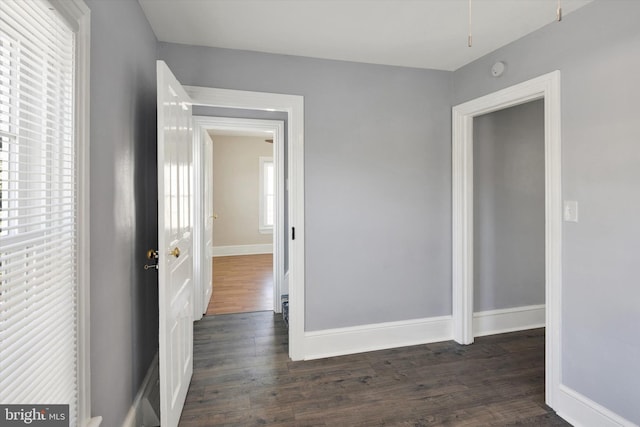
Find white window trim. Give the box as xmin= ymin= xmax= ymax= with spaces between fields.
xmin=259 ymin=156 xmax=274 ymax=234
xmin=49 ymin=1 xmax=97 ymax=426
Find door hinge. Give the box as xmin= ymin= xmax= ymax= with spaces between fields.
xmin=292 ymin=227 xmax=295 ymax=240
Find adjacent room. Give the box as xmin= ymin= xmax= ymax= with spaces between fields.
xmin=208 ymin=130 xmax=275 ymax=315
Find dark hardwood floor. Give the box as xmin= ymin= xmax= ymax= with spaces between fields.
xmin=180 ymin=312 xmax=569 ymax=426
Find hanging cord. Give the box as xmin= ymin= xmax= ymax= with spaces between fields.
xmin=557 ymin=0 xmax=563 ymax=21
xmin=468 ymin=0 xmax=473 ymax=47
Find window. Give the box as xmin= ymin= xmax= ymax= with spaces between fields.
xmin=0 ymin=0 xmax=90 ymax=425
xmin=259 ymin=156 xmax=274 ymax=233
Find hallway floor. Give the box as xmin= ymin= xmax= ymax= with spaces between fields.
xmin=180 ymin=312 xmax=569 ymax=426
xmin=207 ymin=254 xmax=273 ymax=315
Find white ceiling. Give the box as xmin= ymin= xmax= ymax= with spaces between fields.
xmin=139 ymin=0 xmax=592 ymax=71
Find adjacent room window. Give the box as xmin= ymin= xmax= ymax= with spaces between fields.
xmin=259 ymin=156 xmax=274 ymax=233
xmin=0 ymin=0 xmax=89 ymax=424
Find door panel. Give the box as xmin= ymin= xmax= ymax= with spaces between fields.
xmin=203 ymin=131 xmax=214 ymax=312
xmin=157 ymin=60 xmax=194 ymax=427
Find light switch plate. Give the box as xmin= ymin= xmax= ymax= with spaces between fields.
xmin=564 ymin=200 xmax=578 ymax=222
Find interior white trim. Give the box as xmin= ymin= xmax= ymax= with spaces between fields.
xmin=122 ymin=353 xmax=159 ymax=427
xmin=191 ymin=119 xmax=205 ymax=320
xmin=85 ymin=418 xmax=102 ymax=427
xmin=212 ymin=244 xmax=273 ymax=257
xmin=186 ymin=86 xmax=305 ymax=360
xmin=556 ymin=385 xmax=637 ymax=427
xmin=473 ymin=304 xmax=545 ymax=337
xmin=50 ymin=1 xmax=96 ymax=425
xmin=304 ymin=305 xmax=546 ymax=366
xmin=192 ymin=116 xmax=284 ymax=319
xmin=304 ymin=316 xmax=453 ymax=361
xmin=451 ymin=71 xmax=562 ymax=409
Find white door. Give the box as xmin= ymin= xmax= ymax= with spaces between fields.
xmin=157 ymin=60 xmax=194 ymax=427
xmin=202 ymin=131 xmax=214 ymax=313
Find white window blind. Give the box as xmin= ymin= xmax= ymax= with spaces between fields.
xmin=0 ymin=0 xmax=78 ymax=424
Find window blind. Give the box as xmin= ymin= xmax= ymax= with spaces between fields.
xmin=0 ymin=0 xmax=78 ymax=424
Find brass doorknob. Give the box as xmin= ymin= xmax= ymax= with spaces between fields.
xmin=169 ymin=247 xmax=180 ymax=258
xmin=147 ymin=249 xmax=158 ymax=260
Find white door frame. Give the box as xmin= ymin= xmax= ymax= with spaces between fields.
xmin=451 ymin=71 xmax=562 ymax=408
xmin=186 ymin=86 xmax=305 ymax=361
xmin=192 ymin=116 xmax=285 ymax=320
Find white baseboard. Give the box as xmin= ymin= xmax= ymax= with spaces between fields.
xmin=86 ymin=417 xmax=102 ymax=427
xmin=304 ymin=316 xmax=452 ymax=360
xmin=473 ymin=304 xmax=545 ymax=337
xmin=122 ymin=353 xmax=159 ymax=427
xmin=212 ymin=244 xmax=273 ymax=257
xmin=556 ymin=384 xmax=637 ymax=427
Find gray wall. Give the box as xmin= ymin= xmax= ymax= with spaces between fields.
xmin=85 ymin=0 xmax=158 ymax=425
xmin=161 ymin=44 xmax=453 ymax=330
xmin=83 ymin=0 xmax=640 ymax=424
xmin=454 ymin=1 xmax=640 ymax=423
xmin=473 ymin=100 xmax=545 ymax=312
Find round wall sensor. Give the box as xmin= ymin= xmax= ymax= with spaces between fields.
xmin=491 ymin=61 xmax=505 ymax=77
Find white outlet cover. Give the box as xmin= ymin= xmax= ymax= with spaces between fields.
xmin=563 ymin=200 xmax=578 ymax=222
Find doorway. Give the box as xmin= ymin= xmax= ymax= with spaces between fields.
xmin=472 ymin=99 xmax=545 ymax=335
xmin=208 ymin=126 xmax=280 ymax=315
xmin=192 ymin=117 xmax=285 ymax=319
xmin=187 ymin=86 xmax=305 ymax=361
xmin=451 ymin=71 xmax=562 ymax=409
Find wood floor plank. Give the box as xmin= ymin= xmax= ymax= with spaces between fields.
xmin=180 ymin=312 xmax=569 ymax=426
xmin=207 ymin=254 xmax=274 ymax=315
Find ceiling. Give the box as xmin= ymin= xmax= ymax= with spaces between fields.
xmin=139 ymin=0 xmax=592 ymax=72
